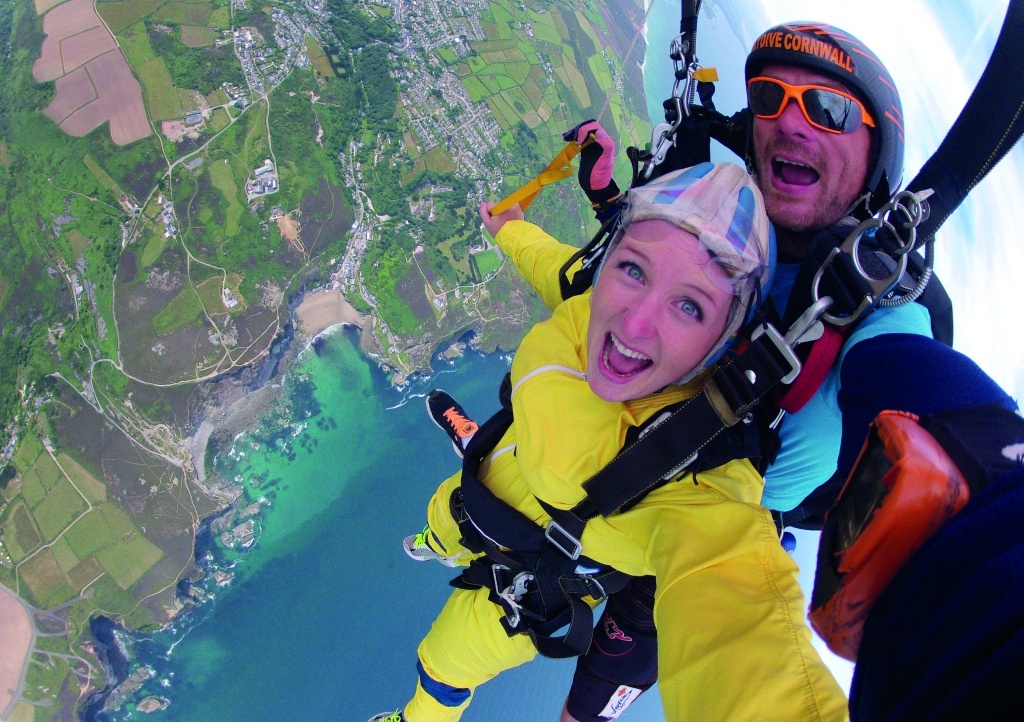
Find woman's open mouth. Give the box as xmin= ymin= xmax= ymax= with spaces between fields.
xmin=602 ymin=333 xmax=652 ymax=379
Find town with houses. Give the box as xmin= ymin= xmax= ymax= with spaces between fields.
xmin=209 ymin=0 xmax=519 ymax=316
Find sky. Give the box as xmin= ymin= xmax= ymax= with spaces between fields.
xmin=645 ymin=0 xmax=1024 ymax=693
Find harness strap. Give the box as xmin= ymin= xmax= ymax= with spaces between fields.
xmin=557 ymin=210 xmax=623 ymax=301
xmin=451 ymin=384 xmax=631 ymax=658
xmin=579 ymin=329 xmax=797 ymax=517
xmin=777 ymin=324 xmax=845 ymax=413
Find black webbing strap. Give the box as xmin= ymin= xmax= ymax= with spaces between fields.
xmin=908 ymin=0 xmax=1024 ymax=250
xmin=558 ymin=212 xmax=623 ymax=301
xmin=576 ymin=329 xmax=795 ymax=518
xmin=452 ymin=384 xmax=631 ymax=658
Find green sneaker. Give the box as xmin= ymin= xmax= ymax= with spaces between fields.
xmin=402 ymin=525 xmax=458 ymax=567
xmin=367 ymin=712 xmax=404 ymax=722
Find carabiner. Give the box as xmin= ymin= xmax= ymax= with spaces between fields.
xmin=810 ymin=190 xmax=931 ymax=327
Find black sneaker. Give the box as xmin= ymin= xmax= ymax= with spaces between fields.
xmin=426 ymin=389 xmax=478 ymax=458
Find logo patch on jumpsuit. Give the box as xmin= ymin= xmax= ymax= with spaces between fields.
xmin=598 ymin=685 xmax=643 ymax=719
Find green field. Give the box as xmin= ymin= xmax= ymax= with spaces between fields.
xmin=209 ymin=4 xmax=231 ymax=29
xmin=472 ymin=248 xmax=502 ymax=278
xmin=138 ymin=57 xmax=188 ymax=120
xmin=423 ymin=147 xmax=455 ymax=174
xmin=82 ymin=153 xmax=126 ymax=199
xmin=56 ymin=453 xmax=107 ymax=503
xmin=96 ymin=0 xmax=162 ymax=34
xmin=139 ymin=227 xmax=170 ymax=268
xmin=117 ymin=20 xmax=158 ymax=67
xmin=588 ymin=53 xmax=613 ymax=92
xmin=3 ymin=504 xmax=40 ymax=561
xmin=438 ymin=47 xmax=459 ymax=65
xmin=20 ymin=549 xmax=68 ymax=605
xmin=50 ymin=537 xmax=79 ymax=574
xmin=34 ymin=478 xmax=87 ymax=541
xmin=196 ymin=275 xmax=229 ymax=314
xmin=461 ymin=75 xmax=488 ymax=102
xmin=181 ymin=25 xmax=216 ymax=47
xmin=64 ymin=506 xmax=117 ymax=559
xmin=153 ymin=1 xmax=211 ymax=25
xmin=306 ymin=37 xmax=335 ymax=77
xmin=208 ymin=158 xmax=243 ymax=237
xmin=528 ymin=9 xmax=562 ymax=45
xmin=152 ymin=285 xmax=203 ymax=335
xmin=208 ymin=106 xmax=231 ymax=133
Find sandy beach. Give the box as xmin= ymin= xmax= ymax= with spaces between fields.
xmin=294 ymin=288 xmax=365 ymax=341
xmin=0 ymin=585 xmax=33 ymax=715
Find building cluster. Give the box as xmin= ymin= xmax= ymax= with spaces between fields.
xmin=235 ymin=1 xmax=323 ymax=95
xmin=387 ymin=0 xmax=502 ymax=178
xmin=245 ymin=159 xmax=279 ymax=199
xmin=400 ymin=68 xmax=502 ymax=178
xmin=156 ymin=195 xmax=178 ymax=237
xmin=221 ymin=81 xmax=250 ymax=108
xmin=119 ymin=194 xmax=141 ymax=216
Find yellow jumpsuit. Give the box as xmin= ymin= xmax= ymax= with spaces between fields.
xmin=405 ymin=221 xmax=847 ymax=722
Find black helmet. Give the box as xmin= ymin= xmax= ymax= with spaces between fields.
xmin=745 ymin=22 xmax=904 ymax=217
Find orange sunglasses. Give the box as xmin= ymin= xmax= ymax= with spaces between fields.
xmin=748 ymin=76 xmax=875 ymax=134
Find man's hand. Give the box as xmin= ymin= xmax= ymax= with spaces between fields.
xmin=564 ymin=119 xmax=621 ymax=210
xmin=479 ymin=201 xmax=524 ymax=239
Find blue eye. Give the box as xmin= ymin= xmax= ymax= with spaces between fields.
xmin=618 ymin=261 xmax=643 ymax=281
xmin=680 ymin=299 xmax=703 ymax=320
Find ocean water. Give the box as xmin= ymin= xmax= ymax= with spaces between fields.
xmin=109 ymin=327 xmax=667 ymax=721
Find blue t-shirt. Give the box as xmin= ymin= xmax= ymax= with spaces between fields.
xmin=760 ymin=263 xmax=933 ymax=511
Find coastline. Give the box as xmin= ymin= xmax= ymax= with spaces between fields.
xmin=67 ymin=0 xmax=653 ymax=711
xmin=185 ymin=287 xmax=369 ymax=484
xmin=293 ymin=287 xmax=366 ymax=341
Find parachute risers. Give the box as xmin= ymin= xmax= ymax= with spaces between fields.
xmin=809 ymin=410 xmax=971 ymax=661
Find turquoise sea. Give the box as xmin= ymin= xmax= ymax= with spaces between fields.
xmin=105 ymin=328 xmax=667 ymax=721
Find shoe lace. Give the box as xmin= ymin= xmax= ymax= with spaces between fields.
xmin=442 ymin=407 xmax=478 ymax=437
xmin=413 ymin=525 xmax=431 ymax=547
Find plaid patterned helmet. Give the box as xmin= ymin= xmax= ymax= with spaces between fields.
xmin=606 ymin=162 xmax=775 ymax=382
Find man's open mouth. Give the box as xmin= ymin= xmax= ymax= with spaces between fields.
xmin=772 ymin=156 xmax=820 ymax=186
xmin=602 ymin=333 xmax=652 ymax=378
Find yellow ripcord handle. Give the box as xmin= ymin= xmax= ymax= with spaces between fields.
xmin=489 ymin=69 xmax=719 ymax=217
xmin=489 ymin=139 xmax=587 ymax=216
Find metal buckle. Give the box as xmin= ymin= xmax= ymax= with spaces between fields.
xmin=750 ymin=322 xmax=803 ymax=385
xmin=812 ymin=245 xmax=906 ymax=327
xmin=491 ymin=563 xmax=510 ymax=594
xmin=545 ymin=521 xmax=582 ymax=560
xmin=811 ymin=190 xmax=930 ymax=327
xmin=578 ymin=573 xmax=607 ymax=601
xmin=493 ymin=565 xmax=533 ymax=628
